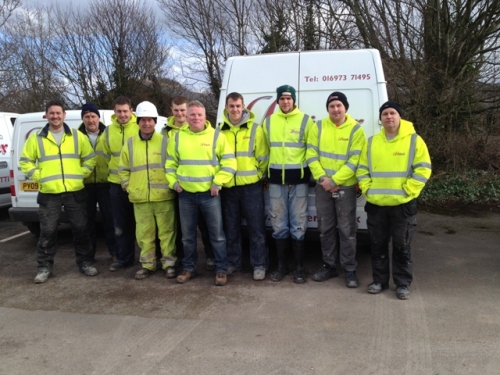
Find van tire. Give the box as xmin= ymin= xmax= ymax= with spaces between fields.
xmin=23 ymin=222 xmax=40 ymax=237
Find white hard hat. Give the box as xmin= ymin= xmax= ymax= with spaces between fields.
xmin=136 ymin=101 xmax=158 ymax=118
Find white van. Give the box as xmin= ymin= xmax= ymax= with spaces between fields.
xmin=0 ymin=112 xmax=19 ymax=208
xmin=9 ymin=110 xmax=167 ymax=234
xmin=216 ymin=49 xmax=388 ymax=230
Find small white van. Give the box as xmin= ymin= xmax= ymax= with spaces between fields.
xmin=216 ymin=49 xmax=388 ymax=230
xmin=9 ymin=110 xmax=167 ymax=234
xmin=0 ymin=112 xmax=19 ymax=208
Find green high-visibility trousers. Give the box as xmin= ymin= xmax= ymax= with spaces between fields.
xmin=134 ymin=200 xmax=176 ymax=270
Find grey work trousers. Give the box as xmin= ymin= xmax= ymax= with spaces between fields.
xmin=315 ymin=184 xmax=358 ymax=271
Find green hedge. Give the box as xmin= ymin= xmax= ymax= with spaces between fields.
xmin=419 ymin=170 xmax=500 ymax=205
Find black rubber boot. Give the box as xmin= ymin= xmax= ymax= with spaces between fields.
xmin=270 ymin=239 xmax=289 ymax=282
xmin=292 ymin=239 xmax=306 ymax=284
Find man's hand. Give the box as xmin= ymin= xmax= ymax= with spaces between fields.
xmin=319 ymin=177 xmax=336 ymax=192
xmin=210 ymin=185 xmax=219 ymax=196
xmin=175 ymin=184 xmax=183 ymax=193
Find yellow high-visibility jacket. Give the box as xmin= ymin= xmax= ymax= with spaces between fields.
xmin=165 ymin=122 xmax=237 ymax=193
xmin=307 ymin=114 xmax=366 ymax=187
xmin=20 ymin=123 xmax=96 ymax=194
xmin=78 ymin=122 xmax=109 ymax=184
xmin=219 ymin=109 xmax=269 ymax=188
xmin=356 ymin=119 xmax=432 ymax=206
xmin=118 ymin=132 xmax=175 ymax=203
xmin=161 ymin=116 xmax=187 ymax=138
xmin=101 ymin=113 xmax=139 ymax=184
xmin=263 ymin=106 xmax=314 ymax=184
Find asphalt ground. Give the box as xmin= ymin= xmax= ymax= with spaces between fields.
xmin=0 ymin=206 xmax=499 ymax=375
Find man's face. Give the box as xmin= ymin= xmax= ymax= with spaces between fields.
xmin=171 ymin=103 xmax=187 ymax=124
xmin=187 ymin=106 xmax=206 ymax=132
xmin=328 ymin=100 xmax=346 ymax=124
xmin=380 ymin=108 xmax=401 ymax=136
xmin=278 ymin=95 xmax=294 ymax=114
xmin=225 ymin=98 xmax=244 ymax=124
xmin=46 ymin=105 xmax=66 ymax=131
xmin=82 ymin=112 xmax=100 ymax=133
xmin=139 ymin=117 xmax=156 ymax=137
xmin=114 ymin=104 xmax=132 ymax=125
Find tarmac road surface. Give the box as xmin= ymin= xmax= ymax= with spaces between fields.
xmin=0 ymin=207 xmax=499 ymax=375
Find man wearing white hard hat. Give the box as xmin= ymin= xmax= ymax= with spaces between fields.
xmin=118 ymin=101 xmax=177 ymax=280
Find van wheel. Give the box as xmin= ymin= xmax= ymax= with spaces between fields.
xmin=23 ymin=222 xmax=40 ymax=236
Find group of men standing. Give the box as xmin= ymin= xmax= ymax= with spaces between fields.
xmin=20 ymin=85 xmax=431 ymax=300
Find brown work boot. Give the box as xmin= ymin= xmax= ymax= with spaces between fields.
xmin=215 ymin=272 xmax=227 ymax=286
xmin=176 ymin=270 xmax=195 ymax=284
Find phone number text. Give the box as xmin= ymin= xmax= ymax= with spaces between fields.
xmin=304 ymin=74 xmax=372 ymax=82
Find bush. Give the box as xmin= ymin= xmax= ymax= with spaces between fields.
xmin=419 ymin=170 xmax=500 ymax=205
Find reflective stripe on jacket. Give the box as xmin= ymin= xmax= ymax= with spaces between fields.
xmin=102 ymin=113 xmax=139 ymax=184
xmin=306 ymin=114 xmax=366 ymax=187
xmin=118 ymin=132 xmax=175 ymax=203
xmin=219 ymin=109 xmax=269 ymax=188
xmin=356 ymin=119 xmax=432 ymax=206
xmin=20 ymin=123 xmax=96 ymax=194
xmin=263 ymin=106 xmax=313 ymax=184
xmin=165 ymin=122 xmax=237 ymax=193
xmin=78 ymin=122 xmax=109 ymax=184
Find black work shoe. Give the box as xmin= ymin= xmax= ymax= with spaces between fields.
xmin=345 ymin=271 xmax=359 ymax=288
xmin=80 ymin=264 xmax=99 ymax=277
xmin=367 ymin=282 xmax=389 ymax=294
xmin=312 ymin=264 xmax=338 ymax=282
xmin=270 ymin=267 xmax=289 ymax=282
xmin=396 ymin=285 xmax=410 ymax=300
xmin=135 ymin=268 xmax=155 ymax=280
xmin=34 ymin=269 xmax=52 ymax=284
xmin=293 ymin=270 xmax=306 ymax=284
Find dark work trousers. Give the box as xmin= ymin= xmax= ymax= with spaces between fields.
xmin=85 ymin=183 xmax=116 ymax=258
xmin=109 ymin=183 xmax=136 ymax=266
xmin=365 ymin=200 xmax=417 ymax=287
xmin=174 ymin=195 xmax=214 ymax=261
xmin=315 ymin=185 xmax=357 ymax=271
xmin=36 ymin=190 xmax=93 ymax=270
xmin=221 ymin=181 xmax=268 ymax=270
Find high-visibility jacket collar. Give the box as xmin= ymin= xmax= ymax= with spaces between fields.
xmin=39 ymin=123 xmax=72 ymax=137
xmin=110 ymin=113 xmax=138 ymax=128
xmin=162 ymin=116 xmax=186 ymax=134
xmin=220 ymin=109 xmax=253 ymax=130
xmin=185 ymin=120 xmax=212 ymax=134
xmin=380 ymin=119 xmax=415 ymax=141
xmin=78 ymin=122 xmax=106 ymax=136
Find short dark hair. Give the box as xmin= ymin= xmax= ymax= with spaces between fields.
xmin=114 ymin=96 xmax=132 ymax=109
xmin=225 ymin=92 xmax=244 ymax=105
xmin=45 ymin=100 xmax=65 ymax=113
xmin=171 ymin=96 xmax=189 ymax=106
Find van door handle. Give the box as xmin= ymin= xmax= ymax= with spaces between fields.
xmin=0 ymin=161 xmax=7 ymax=169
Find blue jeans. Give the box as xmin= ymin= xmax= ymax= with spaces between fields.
xmin=109 ymin=183 xmax=136 ymax=266
xmin=36 ymin=190 xmax=93 ymax=270
xmin=315 ymin=185 xmax=357 ymax=271
xmin=85 ymin=183 xmax=116 ymax=257
xmin=268 ymin=183 xmax=308 ymax=241
xmin=178 ymin=191 xmax=227 ymax=272
xmin=221 ymin=181 xmax=268 ymax=270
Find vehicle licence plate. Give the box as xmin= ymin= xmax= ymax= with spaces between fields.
xmin=20 ymin=182 xmax=39 ymax=191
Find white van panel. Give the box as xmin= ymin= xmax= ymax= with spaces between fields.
xmin=0 ymin=113 xmax=19 ymax=208
xmin=217 ymin=49 xmax=388 ymax=231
